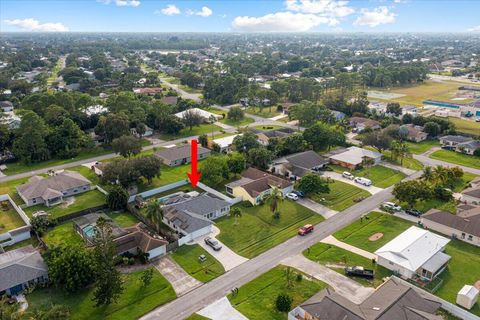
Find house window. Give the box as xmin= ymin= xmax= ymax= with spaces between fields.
xmin=74 ymin=189 xmax=78 ymax=193
xmin=468 ymin=235 xmax=473 ymax=241
xmin=33 ymin=199 xmax=36 ymax=204
xmin=83 ymin=187 xmax=87 ymax=190
xmin=461 ymin=233 xmax=466 ymax=239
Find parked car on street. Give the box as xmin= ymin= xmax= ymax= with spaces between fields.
xmin=292 ymin=190 xmax=305 ymax=198
xmin=298 ymin=224 xmax=314 ymax=236
xmin=204 ymin=237 xmax=222 ymax=251
xmin=382 ymin=202 xmax=402 ymax=212
xmin=345 ymin=266 xmax=375 ymax=279
xmin=342 ymin=172 xmax=355 ymax=180
xmin=286 ymin=192 xmax=299 ymax=201
xmin=354 ymin=177 xmax=372 ymax=186
xmin=405 ymin=208 xmax=422 ymax=217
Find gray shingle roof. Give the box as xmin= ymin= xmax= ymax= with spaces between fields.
xmin=154 ymin=145 xmax=210 ymax=162
xmin=285 ymin=150 xmax=329 ymax=170
xmin=423 ymin=208 xmax=480 ymax=237
xmin=163 ymin=207 xmax=212 ymax=233
xmin=440 ymin=135 xmax=473 ymax=143
xmin=170 ymin=193 xmax=230 ymax=216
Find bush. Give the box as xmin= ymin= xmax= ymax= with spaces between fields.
xmin=273 ymin=212 xmax=281 ymax=219
xmin=296 ymin=273 xmax=303 ymax=282
xmin=275 ymin=294 xmax=292 ymax=312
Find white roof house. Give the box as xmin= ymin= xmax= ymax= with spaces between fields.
xmin=174 ymin=108 xmax=222 ymax=122
xmin=456 ymin=285 xmax=479 ymax=309
xmin=375 ymin=226 xmax=451 ymax=281
xmin=328 ymin=147 xmax=382 ymax=169
xmin=212 ymin=134 xmax=241 ymax=152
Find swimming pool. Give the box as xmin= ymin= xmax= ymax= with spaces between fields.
xmin=82 ymin=225 xmax=95 ymax=238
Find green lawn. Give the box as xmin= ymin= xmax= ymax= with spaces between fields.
xmin=382 ymin=150 xmax=423 ymax=170
xmin=185 ymin=315 xmax=210 ymax=320
xmin=303 ymin=242 xmax=392 ymax=288
xmin=158 ymin=123 xmax=222 ymax=141
xmin=0 ymin=201 xmax=25 ymax=231
xmin=220 ymin=117 xmax=255 ymax=127
xmin=228 ymin=265 xmax=327 ymax=320
xmin=23 ymin=189 xmax=106 ymax=219
xmin=245 ymin=107 xmax=281 ymax=118
xmin=334 ymin=165 xmax=406 ymax=188
xmin=137 ymin=163 xmax=193 ymax=192
xmin=333 ymin=211 xmax=414 ymax=252
xmin=251 ymin=125 xmax=285 ymax=131
xmin=430 ymin=149 xmax=480 ymax=169
xmin=216 ymin=201 xmax=324 ymax=258
xmin=42 ymin=221 xmax=83 ymax=247
xmin=27 ymin=268 xmax=177 ymax=320
xmin=108 ymin=211 xmax=140 ymax=228
xmin=3 ymin=237 xmax=39 ymax=252
xmin=405 ymin=140 xmax=440 ymax=155
xmin=447 ymin=117 xmax=480 ymax=137
xmin=0 ymin=177 xmax=32 ymax=204
xmin=171 ymin=244 xmax=225 ymax=282
xmin=311 ymin=180 xmax=371 ymax=212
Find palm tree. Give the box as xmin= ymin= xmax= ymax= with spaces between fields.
xmin=145 ymin=199 xmax=164 ymax=234
xmin=231 ymin=207 xmax=242 ymax=225
xmin=265 ymin=187 xmax=283 ymax=216
xmin=421 ymin=166 xmax=434 ymax=182
xmin=433 ymin=165 xmax=449 ymax=187
xmin=396 ymin=141 xmax=410 ymax=165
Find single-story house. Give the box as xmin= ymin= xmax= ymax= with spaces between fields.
xmin=154 ymin=144 xmax=211 ymax=166
xmin=349 ymin=117 xmax=381 ymax=132
xmin=163 ymin=192 xmax=231 ymax=220
xmin=212 ymin=134 xmax=241 ymax=153
xmin=289 ymin=277 xmax=442 ymax=320
xmin=16 ymin=170 xmax=91 ymax=207
xmin=225 ymin=167 xmax=293 ymax=205
xmin=174 ymin=108 xmax=221 ymax=123
xmin=160 ymin=96 xmax=178 ymax=106
xmin=456 ymin=140 xmax=480 ymax=155
xmin=0 ymin=101 xmax=13 ymax=112
xmin=256 ymin=127 xmax=296 ymax=146
xmin=400 ymin=124 xmax=428 ymax=142
xmin=0 ymin=245 xmax=49 ymax=295
xmin=422 ymin=205 xmax=480 ymax=247
xmin=375 ymin=226 xmax=451 ymax=281
xmin=270 ymin=150 xmax=329 ymax=179
xmin=461 ymin=179 xmax=480 ymax=204
xmin=439 ymin=135 xmax=473 ymax=149
xmin=328 ymin=147 xmax=383 ymax=170
xmin=133 ymin=87 xmax=163 ymax=95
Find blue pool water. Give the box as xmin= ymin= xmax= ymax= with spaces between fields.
xmin=82 ymin=225 xmax=95 ymax=237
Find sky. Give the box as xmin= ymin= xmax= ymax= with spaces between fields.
xmin=0 ymin=0 xmax=479 ymax=33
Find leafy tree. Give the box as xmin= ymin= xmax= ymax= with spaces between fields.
xmin=182 ymin=109 xmax=202 ymax=130
xmin=95 ymin=112 xmax=130 ymax=143
xmin=162 ymin=115 xmax=185 ymax=134
xmin=106 ymin=185 xmax=128 ymax=210
xmin=92 ymin=218 xmax=124 ymax=306
xmin=43 ymin=104 xmax=70 ymax=126
xmin=231 ymin=207 xmax=242 ymax=225
xmin=247 ymin=147 xmax=273 ymax=170
xmin=112 ymin=135 xmax=142 ymax=158
xmin=227 ymin=106 xmax=245 ymax=122
xmin=200 ymin=155 xmax=229 ymax=187
xmin=275 ymin=294 xmax=293 ymax=312
xmin=227 ymin=152 xmax=246 ymax=174
xmin=289 ymin=101 xmax=321 ymax=127
xmin=134 ymin=155 xmax=162 ymax=184
xmin=361 ymin=131 xmax=392 ymax=153
xmin=281 ymin=133 xmax=308 ymax=156
xmin=386 ymin=103 xmax=402 ymax=116
xmin=44 ymin=245 xmax=95 ymax=293
xmin=48 ymin=118 xmax=90 ymax=158
xmin=0 ymin=123 xmax=10 ymax=152
xmin=145 ymin=199 xmax=164 ymax=234
xmin=393 ymin=180 xmax=431 ymax=208
xmin=233 ymin=131 xmax=260 ymax=153
xmin=303 ymin=122 xmax=345 ymax=151
xmin=424 ymin=121 xmax=441 ymax=137
xmin=474 ymin=148 xmax=480 ymax=157
xmin=297 ymin=174 xmax=330 ymax=195
xmin=30 ymin=216 xmax=55 ymax=237
xmin=140 ymin=268 xmax=154 ymax=288
xmin=198 ymin=134 xmax=208 ymax=148
xmin=13 ymin=111 xmax=50 ymax=163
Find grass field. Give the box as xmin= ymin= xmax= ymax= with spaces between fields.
xmin=303 ymin=242 xmax=392 ymax=288
xmin=221 ymin=117 xmax=255 ymax=127
xmin=27 ymin=268 xmax=177 ymax=320
xmin=171 ymin=244 xmax=225 ymax=282
xmin=448 ymin=117 xmax=480 ymax=137
xmin=0 ymin=201 xmax=25 ymax=231
xmin=405 ymin=140 xmax=440 ymax=154
xmin=332 ymin=165 xmax=406 ymax=188
xmin=251 ymin=124 xmax=285 ymax=131
xmin=158 ymin=123 xmax=222 ymax=141
xmin=381 ymin=150 xmax=424 ymax=170
xmin=0 ymin=177 xmax=31 ymax=204
xmin=245 ymin=107 xmax=281 ymax=118
xmin=430 ymin=149 xmax=480 ymax=169
xmin=228 ymin=265 xmax=327 ymax=320
xmin=311 ymin=180 xmax=371 ymax=212
xmin=216 ymin=201 xmax=324 ymax=258
xmin=23 ymin=189 xmax=106 ymax=219
xmin=47 ymin=57 xmax=63 ymax=86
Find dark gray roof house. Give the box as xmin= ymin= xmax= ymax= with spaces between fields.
xmin=439 ymin=135 xmax=473 ymax=146
xmin=272 ymin=150 xmax=329 ymax=178
xmin=291 ymin=278 xmax=442 ymax=320
xmin=155 ymin=144 xmax=211 ymax=167
xmin=0 ymin=245 xmax=48 ymax=295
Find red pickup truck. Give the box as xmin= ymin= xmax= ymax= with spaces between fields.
xmin=298 ymin=224 xmax=314 ymax=236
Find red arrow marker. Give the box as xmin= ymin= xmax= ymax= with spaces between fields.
xmin=187 ymin=139 xmax=202 ymax=188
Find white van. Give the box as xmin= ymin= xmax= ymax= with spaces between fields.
xmin=354 ymin=177 xmax=372 ymax=186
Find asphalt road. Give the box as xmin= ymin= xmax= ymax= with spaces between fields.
xmin=413 ymin=154 xmax=480 ymax=175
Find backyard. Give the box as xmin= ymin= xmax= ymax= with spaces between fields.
xmin=311 ymin=180 xmax=371 ymax=212
xmin=228 ymin=265 xmax=327 ymax=320
xmin=171 ymin=244 xmax=225 ymax=282
xmin=332 ymin=165 xmax=406 ymax=188
xmin=27 ymin=268 xmax=177 ymax=320
xmin=430 ymin=149 xmax=480 ymax=169
xmin=0 ymin=200 xmax=25 ymax=232
xmin=216 ymin=201 xmax=324 ymax=258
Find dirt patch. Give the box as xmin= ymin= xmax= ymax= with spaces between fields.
xmin=369 ymin=233 xmax=384 ymax=241
xmin=60 ymin=197 xmax=75 ymax=208
xmin=474 ymin=280 xmax=480 ymax=290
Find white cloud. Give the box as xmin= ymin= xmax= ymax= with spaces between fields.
xmin=98 ymin=0 xmax=140 ymax=7
xmin=285 ymin=0 xmax=354 ymax=17
xmin=232 ymin=11 xmax=336 ymax=32
xmin=468 ymin=25 xmax=480 ymax=32
xmin=187 ymin=6 xmax=213 ymax=17
xmin=4 ymin=18 xmax=69 ymax=32
xmin=353 ymin=6 xmax=396 ymax=27
xmin=158 ymin=4 xmax=181 ymax=16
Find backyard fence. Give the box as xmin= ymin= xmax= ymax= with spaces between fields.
xmin=127 ymin=180 xmax=189 ymax=203
xmin=55 ymin=204 xmax=108 ymax=224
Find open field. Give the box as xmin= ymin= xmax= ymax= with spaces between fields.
xmin=0 ymin=201 xmax=25 ymax=231
xmin=331 ymin=165 xmax=406 ymax=188
xmin=216 ymin=201 xmax=324 ymax=258
xmin=23 ymin=189 xmax=106 ymax=219
xmin=27 ymin=268 xmax=177 ymax=320
xmin=245 ymin=107 xmax=282 ymax=118
xmin=311 ymin=180 xmax=371 ymax=212
xmin=228 ymin=265 xmax=327 ymax=320
xmin=447 ymin=117 xmax=480 ymax=137
xmin=405 ymin=140 xmax=440 ymax=154
xmin=303 ymin=242 xmax=392 ymax=288
xmin=251 ymin=124 xmax=285 ymax=131
xmin=430 ymin=150 xmax=480 ymax=169
xmin=158 ymin=123 xmax=222 ymax=141
xmin=171 ymin=244 xmax=225 ymax=283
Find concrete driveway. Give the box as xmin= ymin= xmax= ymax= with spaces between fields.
xmin=322 ymin=171 xmax=383 ymax=194
xmin=297 ymin=198 xmax=337 ymax=219
xmin=197 ymin=297 xmax=247 ymax=320
xmin=152 ymin=256 xmax=202 ymax=296
xmin=196 ymin=226 xmax=249 ymax=271
xmin=282 ymin=254 xmax=375 ymax=304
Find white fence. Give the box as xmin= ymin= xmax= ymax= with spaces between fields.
xmin=128 ymin=180 xmax=189 ymax=203
xmin=197 ymin=182 xmax=236 ymax=202
xmin=0 ymin=194 xmax=32 ymax=248
xmin=0 ymin=194 xmax=30 ymax=225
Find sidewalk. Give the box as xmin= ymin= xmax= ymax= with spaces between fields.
xmin=297 ymin=197 xmax=337 ymax=219
xmin=152 ymin=256 xmax=202 ymax=296
xmin=320 ymin=235 xmax=377 ymax=260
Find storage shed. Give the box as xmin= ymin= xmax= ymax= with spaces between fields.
xmin=456 ymin=285 xmax=479 ymax=309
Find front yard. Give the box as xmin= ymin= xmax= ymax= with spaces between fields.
xmin=447 ymin=117 xmax=480 ymax=137
xmin=171 ymin=244 xmax=225 ymax=283
xmin=27 ymin=268 xmax=177 ymax=320
xmin=405 ymin=140 xmax=440 ymax=155
xmin=158 ymin=123 xmax=222 ymax=141
xmin=311 ymin=180 xmax=371 ymax=212
xmin=228 ymin=265 xmax=327 ymax=320
xmin=216 ymin=201 xmax=324 ymax=258
xmin=332 ymin=165 xmax=406 ymax=188
xmin=430 ymin=149 xmax=480 ymax=170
